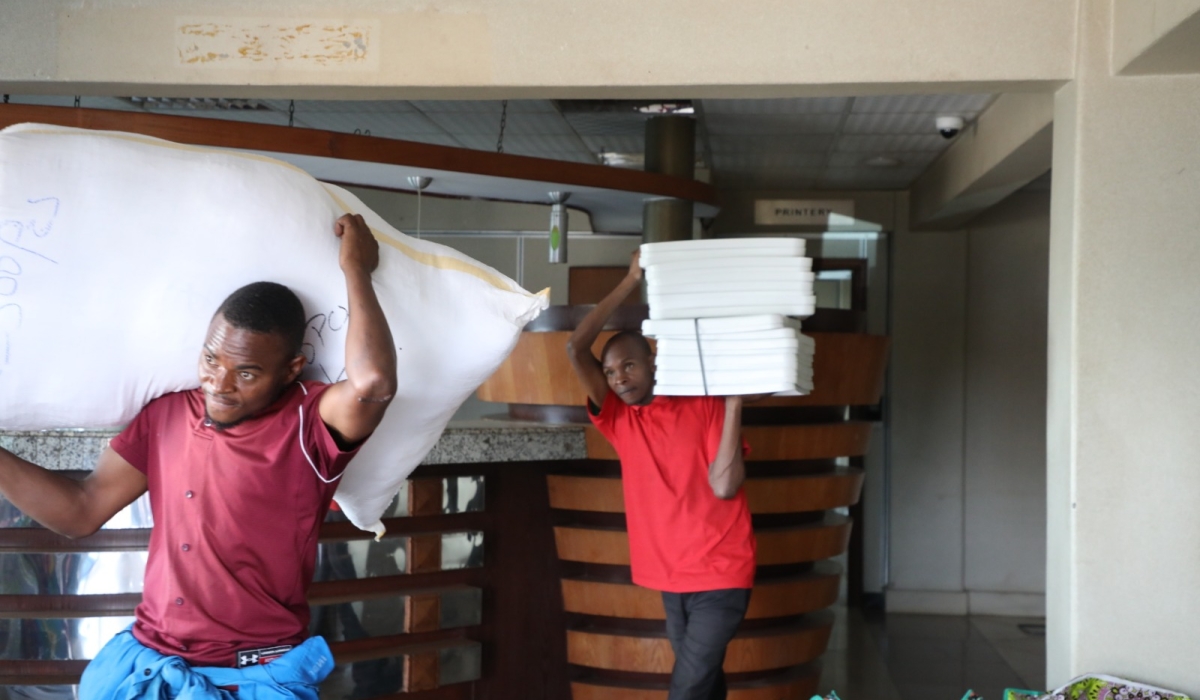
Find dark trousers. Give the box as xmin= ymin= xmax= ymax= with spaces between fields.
xmin=661 ymin=588 xmax=752 ymax=700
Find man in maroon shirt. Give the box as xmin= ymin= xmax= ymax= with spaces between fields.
xmin=567 ymin=251 xmax=757 ymax=700
xmin=0 ymin=214 xmax=396 ymax=694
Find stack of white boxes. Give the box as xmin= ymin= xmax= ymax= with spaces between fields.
xmin=640 ymin=238 xmax=816 ymax=396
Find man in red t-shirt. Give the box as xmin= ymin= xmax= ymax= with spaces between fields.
xmin=0 ymin=214 xmax=397 ymax=697
xmin=567 ymin=251 xmax=757 ymax=700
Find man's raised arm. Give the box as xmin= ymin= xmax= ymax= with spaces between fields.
xmin=319 ymin=213 xmax=399 ymax=445
xmin=708 ymin=396 xmax=747 ymax=499
xmin=0 ymin=446 xmax=147 ymax=538
xmin=567 ymin=250 xmax=643 ymax=408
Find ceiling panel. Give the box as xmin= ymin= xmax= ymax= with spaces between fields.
xmin=711 ymin=150 xmax=828 ymax=169
xmin=719 ymin=172 xmax=821 ymax=191
xmin=843 ymin=112 xmax=974 ymax=135
xmin=423 ymin=110 xmax=575 ymax=136
xmin=851 ymin=93 xmax=993 ymax=114
xmin=581 ymin=134 xmax=645 ymax=154
xmin=562 ymin=112 xmax=649 ymax=137
xmin=452 ymin=133 xmax=595 ymax=161
xmin=411 ymin=99 xmax=558 ymax=114
xmin=710 ymin=134 xmax=835 ymax=154
xmin=297 ymin=110 xmax=450 ymax=137
xmin=701 ymin=97 xmax=850 ymax=115
xmin=834 ymin=134 xmax=948 ymax=152
xmin=11 ymin=95 xmax=142 ymax=111
xmin=718 ymin=166 xmax=825 ymax=179
xmin=703 ymin=112 xmax=844 ymax=135
xmin=819 ymin=167 xmax=925 ymax=190
xmin=826 ymin=150 xmax=940 ymax=169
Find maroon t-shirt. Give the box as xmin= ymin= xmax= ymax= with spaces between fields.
xmin=589 ymin=392 xmax=756 ymax=593
xmin=110 ymin=381 xmax=358 ymax=666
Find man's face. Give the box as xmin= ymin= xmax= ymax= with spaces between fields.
xmin=602 ymin=338 xmax=655 ymax=406
xmin=198 ymin=313 xmax=304 ymax=429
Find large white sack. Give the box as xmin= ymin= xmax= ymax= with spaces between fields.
xmin=0 ymin=123 xmax=547 ymax=536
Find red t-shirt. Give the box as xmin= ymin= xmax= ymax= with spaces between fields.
xmin=110 ymin=381 xmax=359 ymax=667
xmin=589 ymin=391 xmax=756 ymax=593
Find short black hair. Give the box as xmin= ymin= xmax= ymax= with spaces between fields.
xmin=215 ymin=281 xmax=307 ymax=357
xmin=601 ymin=331 xmax=652 ymax=362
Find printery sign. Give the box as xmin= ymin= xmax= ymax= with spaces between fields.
xmin=754 ymin=199 xmax=855 ymax=226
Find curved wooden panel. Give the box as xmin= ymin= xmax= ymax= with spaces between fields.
xmin=567 ymin=613 xmax=833 ymax=673
xmin=756 ymin=516 xmax=853 ymax=565
xmin=547 ymin=475 xmax=626 ymax=513
xmin=743 ymin=424 xmax=872 ymax=461
xmin=550 ymin=470 xmax=863 ymax=514
xmin=478 ymin=330 xmax=887 ymax=408
xmin=745 ymin=566 xmax=841 ymax=619
xmin=755 ymin=333 xmax=890 ymax=407
xmin=743 ymin=469 xmax=864 ymax=513
xmin=586 ymin=423 xmax=871 ymax=461
xmin=554 ymin=526 xmax=630 ymax=565
xmin=561 ymin=578 xmax=665 ymax=619
xmin=0 ymin=105 xmax=718 ymax=207
xmin=570 ymin=665 xmax=820 ymax=700
xmin=555 ymin=516 xmax=850 ymax=566
xmin=561 ymin=563 xmax=841 ymax=620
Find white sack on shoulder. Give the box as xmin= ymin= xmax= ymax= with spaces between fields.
xmin=0 ymin=123 xmax=547 ymax=536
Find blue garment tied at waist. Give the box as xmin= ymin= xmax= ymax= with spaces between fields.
xmin=79 ymin=629 xmax=335 ymax=700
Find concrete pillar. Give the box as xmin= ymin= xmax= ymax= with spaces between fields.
xmin=641 ymin=116 xmax=695 ymax=244
xmin=1046 ymin=1 xmax=1200 ymax=694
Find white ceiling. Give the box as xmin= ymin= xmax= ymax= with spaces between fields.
xmin=3 ymin=93 xmax=995 ymax=192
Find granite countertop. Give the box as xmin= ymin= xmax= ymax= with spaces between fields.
xmin=0 ymin=420 xmax=587 ymax=471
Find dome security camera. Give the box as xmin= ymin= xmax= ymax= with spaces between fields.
xmin=936 ymin=116 xmax=964 ymax=139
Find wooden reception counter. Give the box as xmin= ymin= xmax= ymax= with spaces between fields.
xmin=0 ymin=309 xmax=887 ymax=700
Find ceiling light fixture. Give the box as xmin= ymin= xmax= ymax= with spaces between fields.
xmin=548 ymin=192 xmax=571 ymax=264
xmin=407 ymin=176 xmax=432 ymax=239
xmin=598 ymin=151 xmax=646 ymax=168
xmin=598 ymin=150 xmax=706 ymax=171
xmin=635 ymin=102 xmax=694 ymax=115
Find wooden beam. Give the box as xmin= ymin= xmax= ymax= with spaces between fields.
xmin=0 ymin=105 xmax=718 ymax=207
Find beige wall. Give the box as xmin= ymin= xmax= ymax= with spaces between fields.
xmin=0 ymin=0 xmax=1074 ymax=97
xmin=889 ymin=229 xmax=969 ymax=609
xmin=963 ymin=192 xmax=1049 ymax=610
xmin=888 ymin=191 xmax=1050 ymax=616
xmin=1047 ymin=1 xmax=1200 ymax=693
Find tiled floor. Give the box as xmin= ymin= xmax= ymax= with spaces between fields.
xmin=817 ymin=607 xmax=1046 ymax=700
